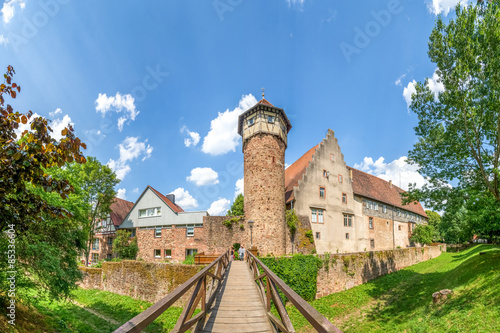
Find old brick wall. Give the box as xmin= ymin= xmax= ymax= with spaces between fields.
xmin=315 ymin=244 xmax=446 ymax=298
xmin=204 ymin=216 xmax=253 ymax=254
xmin=78 ymin=260 xmax=203 ymax=304
xmin=79 ymin=267 xmax=103 ymax=289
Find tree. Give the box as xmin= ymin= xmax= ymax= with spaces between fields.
xmin=0 ymin=66 xmax=86 ymax=232
xmin=227 ymin=193 xmax=244 ymax=216
xmin=0 ymin=66 xmax=87 ymax=301
xmin=425 ymin=210 xmax=442 ymax=241
xmin=62 ymin=157 xmax=119 ymax=266
xmin=113 ymin=230 xmax=138 ymax=259
xmin=410 ymin=224 xmax=435 ymax=245
xmin=406 ymin=2 xmax=500 ymax=238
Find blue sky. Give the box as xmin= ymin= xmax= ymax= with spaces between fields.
xmin=0 ymin=0 xmax=464 ymax=214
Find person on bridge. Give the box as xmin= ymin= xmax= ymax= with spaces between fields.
xmin=239 ymin=245 xmax=245 ymax=261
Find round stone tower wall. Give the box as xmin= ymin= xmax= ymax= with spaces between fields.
xmin=243 ymin=132 xmax=286 ymax=256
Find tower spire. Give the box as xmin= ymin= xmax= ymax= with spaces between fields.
xmin=261 ymin=87 xmax=265 ymax=99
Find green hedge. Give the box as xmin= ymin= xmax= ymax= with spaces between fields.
xmin=259 ymin=254 xmax=318 ymax=302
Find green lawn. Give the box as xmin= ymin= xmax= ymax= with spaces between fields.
xmin=287 ymin=244 xmax=500 ymax=332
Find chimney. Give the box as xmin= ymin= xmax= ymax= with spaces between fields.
xmin=389 ymin=180 xmax=392 ymax=188
xmin=165 ymin=194 xmax=175 ymax=204
xmin=349 ymin=169 xmax=353 ymax=181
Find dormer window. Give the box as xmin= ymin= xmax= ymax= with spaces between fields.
xmin=248 ymin=117 xmax=255 ymax=126
xmin=267 ymin=115 xmax=275 ymax=123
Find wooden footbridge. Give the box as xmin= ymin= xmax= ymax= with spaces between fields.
xmin=114 ymin=251 xmax=342 ymax=333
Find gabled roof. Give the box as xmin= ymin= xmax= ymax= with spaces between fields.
xmin=109 ymin=197 xmax=134 ymax=227
xmin=284 ymin=143 xmax=427 ymax=218
xmin=348 ymin=167 xmax=427 ymax=218
xmin=148 ymin=185 xmax=184 ymax=213
xmin=285 ymin=144 xmax=319 ymax=203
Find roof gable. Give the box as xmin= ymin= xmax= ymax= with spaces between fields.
xmin=147 ymin=185 xmax=184 ymax=213
xmin=109 ymin=197 xmax=134 ymax=227
xmin=285 ymin=144 xmax=319 ymax=203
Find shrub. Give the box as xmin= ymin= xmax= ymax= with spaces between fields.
xmin=182 ymin=255 xmax=195 ymax=265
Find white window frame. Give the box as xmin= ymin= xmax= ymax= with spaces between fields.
xmin=155 ymin=227 xmax=162 ymax=238
xmin=318 ymin=210 xmax=324 ymax=223
xmin=187 ymin=226 xmax=194 ymax=237
xmin=267 ymin=115 xmax=275 ymax=123
xmin=92 ymin=238 xmax=99 ymax=250
xmin=154 ymin=249 xmax=161 ymax=258
xmin=248 ymin=117 xmax=255 ymax=126
xmin=139 ymin=207 xmax=162 ymax=218
xmin=311 ymin=209 xmax=317 ymax=223
xmin=164 ymin=249 xmax=172 ymax=259
xmin=343 ymin=214 xmax=353 ymax=227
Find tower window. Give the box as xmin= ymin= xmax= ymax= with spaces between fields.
xmin=319 ymin=187 xmax=326 ymax=198
xmin=267 ymin=115 xmax=275 ymax=123
xmin=247 ymin=117 xmax=255 ymax=126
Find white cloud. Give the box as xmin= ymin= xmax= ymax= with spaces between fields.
xmin=49 ymin=108 xmax=62 ymax=118
xmin=403 ymin=80 xmax=417 ymax=109
xmin=116 ymin=188 xmax=127 ymax=200
xmin=132 ymin=187 xmax=139 ymax=193
xmin=395 ymin=73 xmax=407 ymax=87
xmin=186 ymin=167 xmax=219 ymax=186
xmin=427 ymin=70 xmax=445 ymax=99
xmin=201 ymin=94 xmax=258 ymax=155
xmin=95 ymin=92 xmax=139 ymax=131
xmin=207 ymin=198 xmax=231 ymax=216
xmin=181 ymin=126 xmax=200 ymax=147
xmin=1 ymin=0 xmax=24 ymax=24
xmin=235 ymin=178 xmax=244 ymax=198
xmin=427 ymin=0 xmax=468 ymax=16
xmin=353 ymin=156 xmax=427 ymax=191
xmin=51 ymin=115 xmax=74 ymax=141
xmin=402 ymin=69 xmax=444 ymax=109
xmin=287 ymin=0 xmax=305 ymax=7
xmin=107 ymin=137 xmax=153 ymax=180
xmin=170 ymin=187 xmax=198 ymax=210
xmin=0 ymin=34 xmax=8 ymax=45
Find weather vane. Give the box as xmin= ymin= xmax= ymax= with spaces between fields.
xmin=261 ymin=87 xmax=265 ymax=98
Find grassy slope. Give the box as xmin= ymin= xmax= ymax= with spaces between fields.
xmin=288 ymin=244 xmax=500 ymax=332
xmin=1 ymin=289 xmax=184 ymax=333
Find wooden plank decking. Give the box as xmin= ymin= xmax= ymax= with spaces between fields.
xmin=198 ymin=260 xmax=273 ymax=333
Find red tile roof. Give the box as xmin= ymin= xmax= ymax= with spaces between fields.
xmin=285 ymin=144 xmax=319 ymax=203
xmin=109 ymin=198 xmax=134 ymax=227
xmin=284 ymin=144 xmax=427 ymax=218
xmin=148 ymin=185 xmax=184 ymax=213
xmin=258 ymin=98 xmax=274 ymax=107
xmin=348 ymin=167 xmax=427 ymax=218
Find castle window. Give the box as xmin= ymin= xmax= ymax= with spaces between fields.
xmin=370 ymin=239 xmax=375 ymax=249
xmin=247 ymin=117 xmax=255 ymax=126
xmin=311 ymin=209 xmax=324 ymax=223
xmin=316 ymin=232 xmax=321 ymax=240
xmin=398 ymin=225 xmax=401 ymax=231
xmin=155 ymin=227 xmax=161 ymax=238
xmin=338 ymin=175 xmax=343 ymax=183
xmin=92 ymin=238 xmax=99 ymax=250
xmin=107 ymin=237 xmax=113 ymax=245
xmin=383 ymin=205 xmax=387 ymax=213
xmin=343 ymin=214 xmax=353 ymax=227
xmin=164 ymin=249 xmax=172 ymax=259
xmin=186 ymin=249 xmax=198 ymax=258
xmin=323 ymin=170 xmax=327 ymax=178
xmin=342 ymin=193 xmax=347 ymax=204
xmin=374 ymin=202 xmax=378 ymax=211
xmin=345 ymin=233 xmax=350 ymax=239
xmin=319 ymin=187 xmax=326 ymax=198
xmin=267 ymin=115 xmax=275 ymax=123
xmin=154 ymin=249 xmax=161 ymax=258
xmin=369 ymin=217 xmax=373 ymax=229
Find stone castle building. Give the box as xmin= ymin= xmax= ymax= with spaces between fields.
xmin=89 ymin=96 xmax=427 ymax=264
xmin=237 ymin=97 xmax=292 ymax=256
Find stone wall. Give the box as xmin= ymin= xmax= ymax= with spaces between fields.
xmin=78 ymin=260 xmax=203 ymax=304
xmin=315 ymin=244 xmax=446 ymax=298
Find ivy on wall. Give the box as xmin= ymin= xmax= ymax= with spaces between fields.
xmin=259 ymin=254 xmax=318 ymax=302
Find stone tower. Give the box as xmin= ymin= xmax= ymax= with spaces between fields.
xmin=237 ymin=96 xmax=292 ymax=256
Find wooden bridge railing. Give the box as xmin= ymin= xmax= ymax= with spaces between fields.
xmin=113 ymin=250 xmax=230 ymax=333
xmin=246 ymin=251 xmax=342 ymax=333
